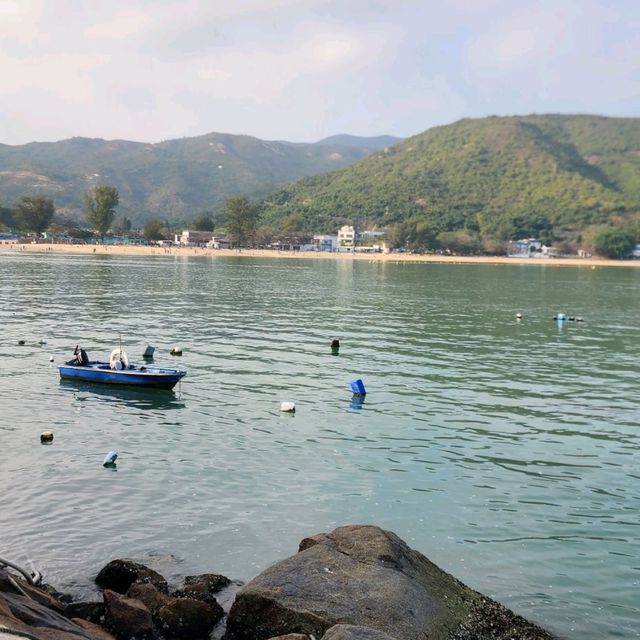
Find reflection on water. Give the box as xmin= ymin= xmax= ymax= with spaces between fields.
xmin=58 ymin=379 xmax=186 ymax=411
xmin=1 ymin=253 xmax=639 ymax=640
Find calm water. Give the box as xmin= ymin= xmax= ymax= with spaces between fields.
xmin=1 ymin=252 xmax=639 ymax=639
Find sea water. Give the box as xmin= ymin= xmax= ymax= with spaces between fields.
xmin=1 ymin=252 xmax=639 ymax=639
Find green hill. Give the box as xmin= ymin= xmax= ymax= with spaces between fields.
xmin=0 ymin=132 xmax=400 ymax=225
xmin=261 ymin=115 xmax=640 ymax=241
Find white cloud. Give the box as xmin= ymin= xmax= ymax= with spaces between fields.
xmin=0 ymin=0 xmax=638 ymax=144
xmin=85 ymin=9 xmax=152 ymax=39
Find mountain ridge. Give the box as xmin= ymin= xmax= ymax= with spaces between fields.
xmin=260 ymin=114 xmax=640 ymax=240
xmin=0 ymin=131 xmax=400 ymax=224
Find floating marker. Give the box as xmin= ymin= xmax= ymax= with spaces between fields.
xmin=556 ymin=313 xmax=566 ymax=322
xmin=280 ymin=401 xmax=296 ymax=413
xmin=350 ymin=378 xmax=366 ymax=396
xmin=40 ymin=431 xmax=53 ymax=443
xmin=103 ymin=450 xmax=118 ymax=467
xmin=39 ymin=340 xmax=47 ymax=345
xmin=49 ymin=356 xmax=54 ymax=362
xmin=515 ymin=313 xmax=523 ymax=320
xmin=143 ymin=345 xmax=155 ymax=359
xmin=18 ymin=340 xmax=25 ymax=346
xmin=170 ymin=346 xmax=182 ymax=356
xmin=331 ymin=339 xmax=340 ymax=350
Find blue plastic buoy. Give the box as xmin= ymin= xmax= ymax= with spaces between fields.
xmin=350 ymin=378 xmax=366 ymax=396
xmin=103 ymin=450 xmax=118 ymax=467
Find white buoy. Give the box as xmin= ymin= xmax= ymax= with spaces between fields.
xmin=103 ymin=450 xmax=118 ymax=467
xmin=280 ymin=401 xmax=296 ymax=413
xmin=49 ymin=356 xmax=54 ymax=362
xmin=516 ymin=313 xmax=523 ymax=320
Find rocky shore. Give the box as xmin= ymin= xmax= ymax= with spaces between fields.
xmin=0 ymin=525 xmax=556 ymax=640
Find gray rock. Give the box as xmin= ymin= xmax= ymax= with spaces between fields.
xmin=224 ymin=524 xmax=555 ymax=640
xmin=322 ymin=624 xmax=397 ymax=640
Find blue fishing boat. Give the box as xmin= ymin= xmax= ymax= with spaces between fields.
xmin=58 ymin=347 xmax=186 ymax=390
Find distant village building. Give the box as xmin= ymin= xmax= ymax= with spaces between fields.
xmin=507 ymin=238 xmax=557 ymax=258
xmin=0 ymin=233 xmax=19 ymax=244
xmin=175 ymin=230 xmax=214 ymax=246
xmin=359 ymin=229 xmax=385 ymax=244
xmin=312 ymin=235 xmax=338 ymax=252
xmin=206 ymin=234 xmax=231 ymax=249
xmin=337 ymin=225 xmax=356 ymax=249
xmin=633 ymin=244 xmax=640 ymax=259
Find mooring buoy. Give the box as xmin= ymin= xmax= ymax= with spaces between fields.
xmin=103 ymin=451 xmax=118 ymax=467
xmin=40 ymin=431 xmax=53 ymax=443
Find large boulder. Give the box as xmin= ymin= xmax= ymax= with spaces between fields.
xmin=95 ymin=560 xmax=168 ymax=595
xmin=102 ymin=590 xmax=154 ymax=640
xmin=224 ymin=525 xmax=555 ymax=640
xmin=157 ymin=596 xmax=223 ymax=639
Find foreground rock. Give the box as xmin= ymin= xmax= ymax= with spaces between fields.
xmin=0 ymin=568 xmax=111 ymax=640
xmin=225 ymin=524 xmax=555 ymax=640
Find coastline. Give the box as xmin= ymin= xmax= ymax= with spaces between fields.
xmin=1 ymin=241 xmax=639 ymax=268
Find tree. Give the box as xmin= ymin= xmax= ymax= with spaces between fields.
xmin=143 ymin=219 xmax=166 ymax=241
xmin=0 ymin=205 xmax=16 ymax=230
xmin=14 ymin=196 xmax=55 ymax=233
xmin=112 ymin=215 xmax=132 ymax=235
xmin=591 ymin=227 xmax=635 ymax=259
xmin=191 ymin=212 xmax=215 ymax=231
xmin=224 ymin=196 xmax=260 ymax=247
xmin=84 ymin=185 xmax=119 ymax=237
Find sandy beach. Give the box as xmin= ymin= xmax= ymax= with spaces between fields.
xmin=1 ymin=241 xmax=639 ymax=268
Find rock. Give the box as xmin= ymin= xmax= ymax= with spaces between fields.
xmin=63 ymin=602 xmax=105 ymax=625
xmin=2 ymin=590 xmax=93 ymax=638
xmin=224 ymin=524 xmax=555 ymax=640
xmin=103 ymin=589 xmax=154 ymax=640
xmin=322 ymin=625 xmax=397 ymax=640
xmin=157 ymin=596 xmax=223 ymax=639
xmin=95 ymin=560 xmax=168 ymax=595
xmin=182 ymin=573 xmax=231 ymax=595
xmin=71 ymin=618 xmax=118 ymax=640
xmin=126 ymin=583 xmax=169 ymax=617
xmin=0 ymin=571 xmax=64 ymax=614
xmin=267 ymin=635 xmax=310 ymax=640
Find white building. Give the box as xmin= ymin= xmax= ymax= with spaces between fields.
xmin=175 ymin=230 xmax=214 ymax=246
xmin=337 ymin=225 xmax=356 ymax=249
xmin=312 ymin=235 xmax=338 ymax=252
xmin=507 ymin=238 xmax=543 ymax=257
xmin=206 ymin=234 xmax=231 ymax=249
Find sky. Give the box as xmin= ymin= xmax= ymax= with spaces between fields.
xmin=0 ymin=0 xmax=638 ymax=145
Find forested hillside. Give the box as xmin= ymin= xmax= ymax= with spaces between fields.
xmin=261 ymin=115 xmax=640 ymax=243
xmin=0 ymin=132 xmax=399 ymax=225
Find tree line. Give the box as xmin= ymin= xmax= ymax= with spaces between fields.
xmin=1 ymin=187 xmax=638 ymax=259
xmin=0 ymin=188 xmax=262 ymax=248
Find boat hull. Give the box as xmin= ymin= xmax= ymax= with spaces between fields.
xmin=58 ymin=363 xmax=186 ymax=390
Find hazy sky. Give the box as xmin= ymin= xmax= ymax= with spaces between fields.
xmin=1 ymin=0 xmax=638 ymax=145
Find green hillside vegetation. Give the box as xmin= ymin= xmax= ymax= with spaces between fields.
xmin=0 ymin=132 xmax=399 ymax=225
xmin=261 ymin=115 xmax=640 ymax=249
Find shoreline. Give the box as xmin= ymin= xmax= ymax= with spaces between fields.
xmin=1 ymin=241 xmax=639 ymax=268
